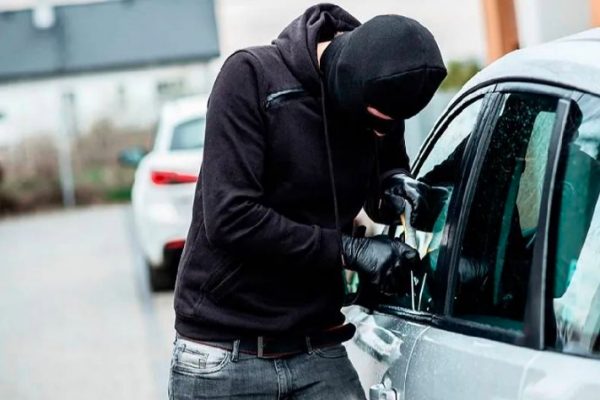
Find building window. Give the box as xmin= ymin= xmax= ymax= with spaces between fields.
xmin=156 ymin=79 xmax=186 ymax=101
xmin=117 ymin=84 xmax=127 ymax=109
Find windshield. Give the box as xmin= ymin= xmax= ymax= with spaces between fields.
xmin=170 ymin=118 xmax=206 ymax=151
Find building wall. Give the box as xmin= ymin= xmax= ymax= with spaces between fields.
xmin=0 ymin=62 xmax=211 ymax=145
xmin=214 ymin=0 xmax=486 ymax=65
xmin=515 ymin=0 xmax=591 ymax=47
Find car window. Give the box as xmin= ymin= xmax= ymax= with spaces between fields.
xmin=170 ymin=118 xmax=206 ymax=151
xmin=552 ymin=94 xmax=600 ymax=357
xmin=386 ymin=97 xmax=484 ymax=313
xmin=451 ymin=93 xmax=560 ymax=331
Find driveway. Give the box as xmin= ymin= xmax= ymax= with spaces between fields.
xmin=0 ymin=205 xmax=175 ymax=400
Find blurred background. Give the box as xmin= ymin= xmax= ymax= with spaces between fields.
xmin=0 ymin=0 xmax=598 ymax=399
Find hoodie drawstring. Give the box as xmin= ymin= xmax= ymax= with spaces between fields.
xmin=319 ymin=80 xmax=344 ymax=256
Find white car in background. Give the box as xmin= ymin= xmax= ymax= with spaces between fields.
xmin=129 ymin=95 xmax=206 ymax=291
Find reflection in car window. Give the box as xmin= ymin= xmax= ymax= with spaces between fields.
xmin=170 ymin=118 xmax=206 ymax=150
xmin=418 ymin=100 xmax=482 ymax=177
xmin=453 ymin=93 xmax=559 ymax=331
xmin=553 ymin=94 xmax=600 ymax=357
xmin=389 ymin=97 xmax=483 ymax=313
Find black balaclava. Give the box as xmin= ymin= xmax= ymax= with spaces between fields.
xmin=320 ymin=15 xmax=447 ymax=136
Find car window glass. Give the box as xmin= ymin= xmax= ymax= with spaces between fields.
xmin=171 ymin=118 xmax=206 ymax=150
xmin=387 ymin=97 xmax=484 ymax=313
xmin=452 ymin=93 xmax=559 ymax=331
xmin=552 ymin=94 xmax=600 ymax=357
xmin=418 ymin=101 xmax=482 ymax=176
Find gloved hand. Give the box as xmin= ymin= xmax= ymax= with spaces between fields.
xmin=341 ymin=234 xmax=419 ymax=295
xmin=453 ymin=256 xmax=490 ymax=314
xmin=457 ymin=256 xmax=489 ymax=292
xmin=382 ymin=173 xmax=450 ymax=232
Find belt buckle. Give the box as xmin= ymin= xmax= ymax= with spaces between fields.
xmin=256 ymin=335 xmax=311 ymax=359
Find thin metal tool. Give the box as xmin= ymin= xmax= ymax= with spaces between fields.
xmin=401 ymin=208 xmax=419 ymax=311
xmin=418 ymin=273 xmax=427 ymax=311
xmin=410 ymin=270 xmax=415 ymax=311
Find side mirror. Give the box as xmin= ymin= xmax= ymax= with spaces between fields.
xmin=118 ymin=146 xmax=148 ymax=168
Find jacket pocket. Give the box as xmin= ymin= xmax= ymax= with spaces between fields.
xmin=205 ymin=262 xmax=243 ymax=303
xmin=265 ymin=88 xmax=308 ymax=109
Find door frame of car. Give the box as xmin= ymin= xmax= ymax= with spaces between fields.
xmin=377 ymin=80 xmax=583 ymax=352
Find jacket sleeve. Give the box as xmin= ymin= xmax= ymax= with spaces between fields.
xmin=363 ymin=132 xmax=411 ymax=222
xmin=201 ymin=51 xmax=341 ymax=269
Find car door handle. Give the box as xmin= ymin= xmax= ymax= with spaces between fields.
xmin=369 ymin=383 xmax=398 ymax=400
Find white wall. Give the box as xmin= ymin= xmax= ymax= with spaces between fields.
xmin=0 ymin=62 xmax=211 ymax=145
xmin=515 ymin=0 xmax=592 ymax=48
xmin=214 ymin=0 xmax=486 ymax=65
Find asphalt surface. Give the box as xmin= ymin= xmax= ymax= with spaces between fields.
xmin=0 ymin=205 xmax=175 ymax=400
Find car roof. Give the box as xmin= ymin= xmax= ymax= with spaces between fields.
xmin=153 ymin=95 xmax=208 ymax=152
xmin=160 ymin=95 xmax=209 ymax=124
xmin=457 ymin=28 xmax=600 ymax=99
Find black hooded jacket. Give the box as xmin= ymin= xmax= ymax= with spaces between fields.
xmin=174 ymin=4 xmax=411 ymax=340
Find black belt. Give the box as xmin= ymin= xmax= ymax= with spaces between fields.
xmin=182 ymin=324 xmax=355 ymax=359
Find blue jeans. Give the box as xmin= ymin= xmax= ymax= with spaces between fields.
xmin=168 ymin=336 xmax=366 ymax=399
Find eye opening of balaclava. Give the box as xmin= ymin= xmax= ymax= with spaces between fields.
xmin=320 ymin=14 xmax=447 ymax=136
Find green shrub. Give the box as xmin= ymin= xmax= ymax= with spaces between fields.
xmin=440 ymin=60 xmax=481 ymax=91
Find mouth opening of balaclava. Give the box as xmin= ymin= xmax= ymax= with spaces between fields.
xmin=320 ymin=14 xmax=447 ymax=136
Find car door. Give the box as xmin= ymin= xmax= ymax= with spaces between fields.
xmin=404 ymin=84 xmax=583 ymax=400
xmin=520 ymin=92 xmax=600 ymax=400
xmin=345 ymin=87 xmax=495 ymax=398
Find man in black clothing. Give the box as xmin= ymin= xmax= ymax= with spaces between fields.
xmin=169 ymin=4 xmax=446 ymax=399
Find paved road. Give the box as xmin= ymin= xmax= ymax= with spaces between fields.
xmin=0 ymin=205 xmax=175 ymax=400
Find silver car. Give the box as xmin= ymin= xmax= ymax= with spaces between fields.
xmin=346 ymin=28 xmax=600 ymax=400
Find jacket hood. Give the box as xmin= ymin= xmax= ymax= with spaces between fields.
xmin=273 ymin=3 xmax=360 ymax=94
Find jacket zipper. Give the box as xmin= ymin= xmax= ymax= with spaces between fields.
xmin=265 ymin=88 xmax=308 ymax=109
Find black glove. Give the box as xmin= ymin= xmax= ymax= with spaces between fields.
xmin=341 ymin=234 xmax=419 ymax=295
xmin=457 ymin=256 xmax=488 ymax=289
xmin=382 ymin=173 xmax=450 ymax=231
xmin=454 ymin=256 xmax=490 ymax=314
